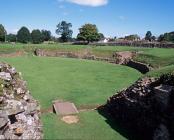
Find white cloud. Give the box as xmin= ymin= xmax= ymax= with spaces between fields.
xmin=62 ymin=0 xmax=108 ymax=7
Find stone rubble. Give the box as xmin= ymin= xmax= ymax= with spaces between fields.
xmin=0 ymin=62 xmax=43 ymax=139
xmin=101 ymin=74 xmax=174 ymax=140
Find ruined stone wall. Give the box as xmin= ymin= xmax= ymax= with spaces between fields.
xmin=34 ymin=48 xmax=95 ymax=59
xmin=90 ymin=41 xmax=174 ymax=48
xmin=100 ymin=75 xmax=174 ymax=140
xmin=35 ymin=49 xmax=151 ymax=74
xmin=0 ymin=63 xmax=43 ymax=139
xmin=126 ymin=60 xmax=151 ymax=74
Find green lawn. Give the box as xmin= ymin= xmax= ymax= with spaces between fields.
xmin=1 ymin=43 xmax=174 ymax=69
xmin=42 ymin=111 xmax=127 ymax=140
xmin=0 ymin=56 xmax=141 ymax=108
xmin=0 ymin=56 xmax=141 ymax=139
xmin=146 ymin=65 xmax=174 ymax=77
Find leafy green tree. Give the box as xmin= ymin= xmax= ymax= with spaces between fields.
xmin=17 ymin=27 xmax=31 ymax=43
xmin=145 ymin=31 xmax=152 ymax=41
xmin=151 ymin=36 xmax=156 ymax=41
xmin=56 ymin=21 xmax=73 ymax=42
xmin=41 ymin=30 xmax=51 ymax=41
xmin=125 ymin=34 xmax=140 ymax=41
xmin=158 ymin=32 xmax=174 ymax=42
xmin=50 ymin=36 xmax=57 ymax=42
xmin=0 ymin=24 xmax=6 ymax=42
xmin=99 ymin=33 xmax=105 ymax=40
xmin=6 ymin=34 xmax=16 ymax=42
xmin=77 ymin=24 xmax=100 ymax=43
xmin=158 ymin=34 xmax=164 ymax=42
xmin=164 ymin=32 xmax=174 ymax=42
xmin=164 ymin=33 xmax=170 ymax=41
xmin=31 ymin=29 xmax=44 ymax=44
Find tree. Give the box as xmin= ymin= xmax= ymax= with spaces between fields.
xmin=56 ymin=21 xmax=73 ymax=42
xmin=41 ymin=30 xmax=51 ymax=41
xmin=158 ymin=32 xmax=174 ymax=42
xmin=0 ymin=24 xmax=6 ymax=42
xmin=77 ymin=23 xmax=100 ymax=43
xmin=145 ymin=31 xmax=152 ymax=41
xmin=158 ymin=34 xmax=164 ymax=42
xmin=164 ymin=32 xmax=174 ymax=42
xmin=151 ymin=36 xmax=156 ymax=41
xmin=99 ymin=33 xmax=105 ymax=40
xmin=17 ymin=27 xmax=31 ymax=43
xmin=125 ymin=34 xmax=140 ymax=41
xmin=6 ymin=34 xmax=16 ymax=42
xmin=50 ymin=36 xmax=57 ymax=42
xmin=31 ymin=29 xmax=44 ymax=44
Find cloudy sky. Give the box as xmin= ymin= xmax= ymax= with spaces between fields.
xmin=0 ymin=0 xmax=173 ymax=37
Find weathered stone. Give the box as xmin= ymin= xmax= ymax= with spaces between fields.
xmin=15 ymin=113 xmax=27 ymax=122
xmin=5 ymin=100 xmax=25 ymax=115
xmin=153 ymin=124 xmax=170 ymax=140
xmin=8 ymin=67 xmax=17 ymax=75
xmin=0 ymin=116 xmax=8 ymax=128
xmin=0 ymin=96 xmax=4 ymax=103
xmin=0 ymin=63 xmax=8 ymax=70
xmin=25 ymin=102 xmax=38 ymax=114
xmin=0 ymin=62 xmax=43 ymax=139
xmin=0 ymin=72 xmax=12 ymax=81
xmin=0 ymin=135 xmax=5 ymax=140
xmin=154 ymin=85 xmax=173 ymax=95
xmin=14 ymin=128 xmax=23 ymax=136
xmin=23 ymin=92 xmax=33 ymax=101
xmin=101 ymin=74 xmax=174 ymax=140
xmin=153 ymin=85 xmax=174 ymax=111
xmin=16 ymin=88 xmax=25 ymax=95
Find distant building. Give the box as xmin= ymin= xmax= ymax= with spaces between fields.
xmin=98 ymin=38 xmax=109 ymax=43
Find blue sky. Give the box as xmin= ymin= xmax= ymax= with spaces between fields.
xmin=0 ymin=0 xmax=173 ymax=37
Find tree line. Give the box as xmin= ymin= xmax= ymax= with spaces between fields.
xmin=0 ymin=22 xmax=174 ymax=44
xmin=0 ymin=25 xmax=52 ymax=44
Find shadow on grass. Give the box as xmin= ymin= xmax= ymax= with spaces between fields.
xmin=97 ymin=106 xmax=139 ymax=140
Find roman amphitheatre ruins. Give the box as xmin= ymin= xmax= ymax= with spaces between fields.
xmin=0 ymin=43 xmax=174 ymax=140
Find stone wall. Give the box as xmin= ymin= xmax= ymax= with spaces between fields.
xmin=99 ymin=74 xmax=174 ymax=140
xmin=35 ymin=49 xmax=151 ymax=74
xmin=126 ymin=60 xmax=151 ymax=74
xmin=90 ymin=41 xmax=174 ymax=48
xmin=34 ymin=49 xmax=93 ymax=59
xmin=0 ymin=63 xmax=43 ymax=139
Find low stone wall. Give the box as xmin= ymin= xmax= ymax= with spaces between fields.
xmin=0 ymin=63 xmax=43 ymax=139
xmin=35 ymin=49 xmax=151 ymax=74
xmin=99 ymin=74 xmax=174 ymax=140
xmin=34 ymin=48 xmax=95 ymax=59
xmin=126 ymin=60 xmax=151 ymax=74
xmin=90 ymin=41 xmax=174 ymax=48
